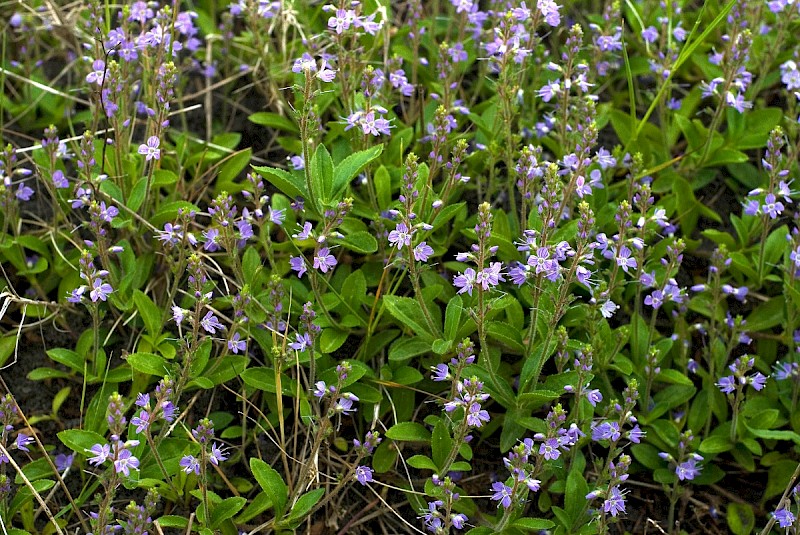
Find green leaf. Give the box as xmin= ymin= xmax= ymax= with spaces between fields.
xmin=385 ymin=422 xmax=431 ymax=442
xmin=332 ymin=145 xmax=383 ymax=201
xmin=153 ymin=169 xmax=178 ymax=187
xmin=250 ymin=458 xmax=288 ymax=515
xmin=486 ymin=321 xmax=525 ymax=353
xmin=320 ymin=328 xmax=348 ymax=353
xmin=46 ymin=348 xmax=84 ymax=373
xmin=235 ymin=492 xmax=273 ymax=524
xmin=388 ymin=337 xmax=431 ymax=362
xmin=372 ymin=440 xmax=398 ymax=473
xmin=287 ymin=488 xmax=325 ymax=522
xmin=187 ymin=339 xmax=211 ymax=378
xmin=565 ymin=465 xmax=589 ymax=526
xmin=517 ymin=390 xmax=561 ymax=409
xmin=765 ymin=460 xmax=798 ymax=501
xmin=406 ymin=455 xmax=438 ymax=471
xmin=431 ymin=339 xmax=450 ymax=354
xmin=127 ymin=352 xmax=168 ymax=376
xmin=630 ymin=443 xmax=665 ymax=471
xmin=431 ymin=420 xmax=452 ymax=469
xmin=656 ymin=369 xmax=693 ymax=386
xmin=251 ymin=165 xmax=308 ymax=202
xmin=382 ymin=296 xmax=435 ymax=342
xmin=335 ymin=231 xmax=378 ymax=254
xmin=248 ymin=112 xmax=299 ymax=133
xmin=14 ymin=458 xmax=56 ymax=485
xmin=27 ymin=368 xmax=72 ymax=381
xmin=374 ymin=165 xmax=392 ymax=209
xmin=133 ymin=290 xmax=161 ymax=337
xmin=210 ymin=497 xmax=246 ymax=529
xmin=431 ymin=202 xmax=466 ymax=232
xmin=217 ymin=149 xmax=253 ymax=190
xmin=444 ymin=296 xmax=462 ymax=342
xmin=699 ymin=435 xmax=734 ymax=454
xmin=726 ymin=503 xmax=755 ymax=535
xmin=512 ymin=518 xmax=556 ymax=531
xmin=58 ymin=429 xmax=106 ymax=455
xmin=156 ymin=516 xmax=189 ymax=529
xmin=745 ymin=296 xmax=784 ymax=332
xmin=341 ymin=269 xmax=366 ymax=312
xmin=310 ymin=144 xmax=334 ymax=208
xmin=149 ymin=201 xmax=202 ymax=228
xmin=705 ymin=148 xmax=748 ymax=167
xmin=127 ymin=177 xmax=148 ymax=213
xmin=642 ymin=384 xmax=696 ymax=424
xmin=200 ymin=355 xmax=248 ymax=386
xmin=745 ymin=426 xmax=800 ymax=444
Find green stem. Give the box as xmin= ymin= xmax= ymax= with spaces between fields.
xmin=409 ymin=261 xmax=441 ymax=338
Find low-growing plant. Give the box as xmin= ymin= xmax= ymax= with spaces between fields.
xmin=2 ymin=0 xmax=800 ymax=534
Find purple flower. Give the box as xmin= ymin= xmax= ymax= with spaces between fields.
xmin=432 ymin=363 xmax=450 ymax=382
xmin=228 ymin=333 xmax=247 ymax=354
xmin=466 ymin=402 xmax=490 ymax=427
xmin=289 ymin=256 xmax=307 ymax=278
xmin=313 ymin=381 xmax=328 ymax=398
xmin=15 ymin=433 xmax=33 ymax=452
xmin=131 ymin=410 xmax=150 ymax=433
xmin=138 ymin=136 xmax=161 ymax=161
xmin=476 ymin=262 xmax=505 ymax=290
xmin=55 ymin=453 xmax=74 ymax=472
xmin=743 ymin=199 xmax=760 ymax=216
xmin=334 ymin=397 xmax=356 ymax=415
xmin=113 ymin=449 xmax=139 ymax=476
xmin=600 ymin=300 xmax=619 ymax=318
xmin=451 ymin=513 xmax=467 ymax=529
xmin=716 ymin=375 xmax=735 ymax=394
xmin=453 ymin=268 xmax=476 ymax=296
xmin=268 ymin=208 xmax=285 ymax=226
xmin=491 ymin=481 xmax=513 ymax=509
xmin=90 ymin=279 xmax=113 ymax=302
xmin=180 ymin=455 xmax=200 ymax=475
xmin=763 ymin=193 xmax=785 ymax=219
xmin=413 ymin=242 xmax=434 ymax=262
xmin=537 ymin=0 xmax=561 ymax=26
xmin=316 ymin=59 xmax=336 ymax=82
xmin=87 ymin=443 xmax=110 ymax=466
xmin=774 ymin=362 xmax=799 ymax=381
xmin=203 ymin=228 xmax=220 ymax=252
xmin=616 ymin=245 xmax=637 ymax=273
xmin=313 ymin=247 xmax=337 ymax=273
xmin=539 ymin=437 xmax=561 ymax=460
xmin=209 ymin=443 xmax=228 ymax=465
xmin=388 ymin=222 xmax=413 ymax=248
xmin=86 ymin=59 xmax=106 ymax=85
xmin=290 ymin=332 xmax=313 ymax=352
xmin=774 ymin=508 xmax=795 ymax=528
xmin=627 ymin=425 xmax=645 ymax=444
xmin=750 ymin=372 xmax=767 ymax=391
xmin=676 ymin=458 xmax=702 ymax=481
xmin=355 ymin=465 xmax=373 ymax=485
xmin=642 ymin=26 xmax=658 ymax=43
xmin=16 ymin=183 xmax=34 ymax=201
xmin=52 ymin=170 xmax=69 ymax=188
xmin=585 ymin=388 xmax=602 ymax=407
xmin=603 ymin=486 xmax=626 ymax=517
xmin=200 ymin=310 xmax=224 ymax=334
xmin=135 ymin=393 xmax=150 ymax=407
xmin=172 ymin=306 xmax=187 ymax=324
xmin=162 ymin=401 xmax=178 ymax=422
xmin=591 ymin=421 xmax=620 ymax=442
